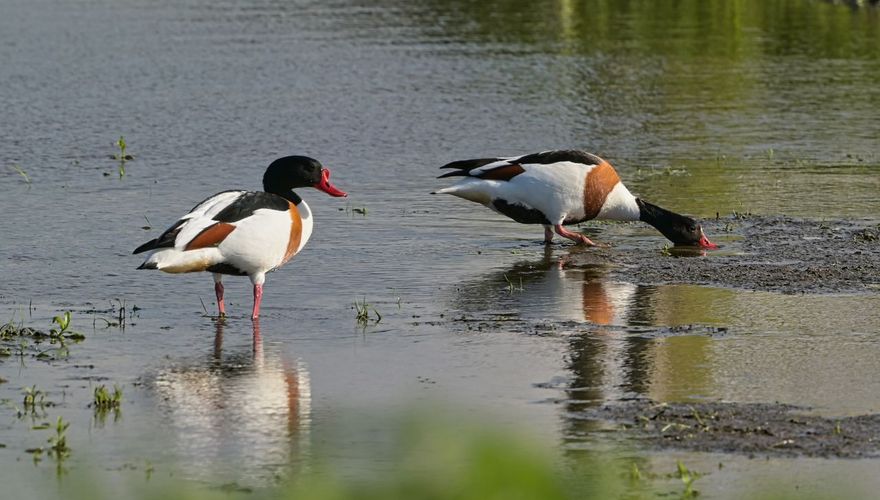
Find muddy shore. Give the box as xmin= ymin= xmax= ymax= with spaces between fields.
xmin=579 ymin=400 xmax=880 ymax=458
xmin=575 ymin=215 xmax=880 ymax=294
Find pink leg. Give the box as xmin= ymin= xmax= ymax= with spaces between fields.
xmin=252 ymin=319 xmax=262 ymax=350
xmin=554 ymin=224 xmax=603 ymax=247
xmin=251 ymin=284 xmax=263 ymax=320
xmin=214 ymin=282 xmax=226 ymax=317
xmin=543 ymin=225 xmax=554 ymax=244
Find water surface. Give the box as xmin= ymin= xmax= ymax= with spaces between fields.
xmin=2 ymin=0 xmax=879 ymax=495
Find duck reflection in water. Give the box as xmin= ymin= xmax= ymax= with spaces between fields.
xmin=150 ymin=319 xmax=311 ymax=486
xmin=453 ymin=246 xmax=713 ymax=412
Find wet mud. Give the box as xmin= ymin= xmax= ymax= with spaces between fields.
xmin=580 ymin=400 xmax=880 ymax=458
xmin=579 ymin=215 xmax=880 ymax=294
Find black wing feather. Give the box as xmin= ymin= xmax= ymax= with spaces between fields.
xmin=437 ymin=170 xmax=472 ymax=179
xmin=212 ymin=192 xmax=289 ymax=223
xmin=439 ymin=158 xmax=502 ymax=171
xmin=437 ymin=157 xmax=504 ymax=179
xmin=132 ymin=218 xmax=186 ymax=254
xmin=515 ymin=150 xmax=603 ymax=166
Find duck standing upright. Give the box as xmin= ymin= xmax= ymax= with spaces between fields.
xmin=433 ymin=150 xmax=717 ymax=249
xmin=134 ymin=156 xmax=347 ymax=319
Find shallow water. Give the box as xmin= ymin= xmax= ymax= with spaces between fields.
xmin=2 ymin=0 xmax=880 ymax=496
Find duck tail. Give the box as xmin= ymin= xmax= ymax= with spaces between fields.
xmin=437 ymin=157 xmax=501 ymax=178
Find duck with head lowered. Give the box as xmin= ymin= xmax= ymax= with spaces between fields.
xmin=432 ymin=149 xmax=717 ymax=249
xmin=134 ymin=155 xmax=348 ymax=319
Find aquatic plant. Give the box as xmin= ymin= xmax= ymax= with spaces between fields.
xmin=676 ymin=461 xmax=701 ymax=497
xmin=1 ymin=312 xmax=84 ymax=364
xmin=22 ymin=385 xmax=46 ymax=414
xmin=340 ymin=203 xmax=368 ymax=216
xmin=113 ymin=136 xmax=134 ymax=161
xmin=111 ymin=135 xmax=134 ymax=177
xmin=92 ymin=384 xmax=123 ymax=425
xmin=51 ymin=312 xmax=71 ymax=335
xmin=503 ymin=274 xmax=524 ymax=293
xmin=9 ymin=164 xmax=31 ymax=185
xmin=92 ymin=384 xmax=123 ymax=410
xmin=630 ymin=462 xmax=644 ymax=481
xmin=90 ymin=299 xmax=137 ymax=329
xmin=51 ymin=311 xmax=85 ymax=341
xmin=47 ymin=416 xmax=71 ymax=459
xmin=25 ymin=416 xmax=72 ymax=472
xmin=354 ymin=297 xmax=381 ymax=326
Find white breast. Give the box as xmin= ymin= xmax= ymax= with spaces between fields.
xmin=596 ymin=182 xmax=640 ymax=221
xmin=295 ymin=200 xmax=313 ymax=255
xmin=218 ymin=208 xmax=296 ymax=275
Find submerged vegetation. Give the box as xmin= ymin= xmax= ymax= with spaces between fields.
xmin=503 ymin=273 xmax=524 ymax=293
xmin=112 ymin=136 xmax=134 ymax=162
xmin=1 ymin=311 xmax=85 ymax=363
xmin=20 ymin=385 xmax=50 ymax=418
xmin=46 ymin=416 xmax=71 ymax=461
xmin=91 ymin=384 xmax=123 ymax=424
xmin=4 ymin=413 xmax=857 ymax=499
xmin=354 ymin=297 xmax=382 ymax=326
xmin=91 ymin=384 xmax=123 ymax=410
xmin=339 ymin=203 xmax=368 ymax=217
xmin=109 ymin=135 xmax=134 ymax=177
xmin=2 ymin=0 xmax=879 ymax=497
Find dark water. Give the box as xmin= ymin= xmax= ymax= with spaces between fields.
xmin=2 ymin=0 xmax=880 ymax=495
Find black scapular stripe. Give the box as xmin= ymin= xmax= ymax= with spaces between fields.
xmin=515 ymin=150 xmax=602 ymax=167
xmin=212 ymin=192 xmax=290 ymax=223
xmin=492 ymin=199 xmax=551 ymax=225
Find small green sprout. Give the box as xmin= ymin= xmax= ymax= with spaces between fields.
xmin=630 ymin=462 xmax=643 ymax=481
xmin=22 ymin=385 xmax=46 ymax=412
xmin=10 ymin=164 xmax=31 ymax=185
xmin=111 ymin=136 xmax=134 ymax=177
xmin=47 ymin=416 xmax=71 ymax=462
xmin=51 ymin=312 xmax=71 ymax=334
xmin=676 ymin=461 xmax=700 ymax=498
xmin=50 ymin=311 xmax=84 ymax=341
xmin=92 ymin=384 xmax=123 ymax=410
xmin=114 ymin=136 xmax=134 ymax=161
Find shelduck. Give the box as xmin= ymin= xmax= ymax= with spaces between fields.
xmin=134 ymin=156 xmax=347 ymax=319
xmin=433 ymin=150 xmax=717 ymax=249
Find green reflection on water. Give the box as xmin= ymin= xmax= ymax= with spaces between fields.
xmin=405 ymin=0 xmax=880 ymax=217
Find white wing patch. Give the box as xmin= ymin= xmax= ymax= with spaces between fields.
xmin=172 ymin=191 xmax=246 ymax=249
